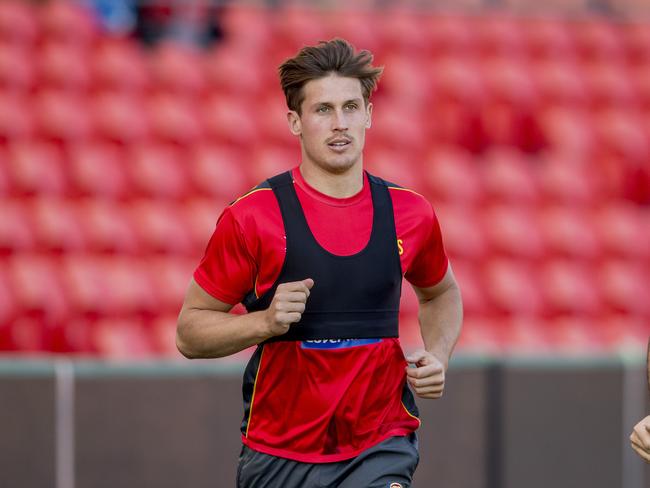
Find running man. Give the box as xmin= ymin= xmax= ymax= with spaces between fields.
xmin=177 ymin=39 xmax=463 ymax=488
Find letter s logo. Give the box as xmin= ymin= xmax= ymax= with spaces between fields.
xmin=397 ymin=239 xmax=404 ymax=256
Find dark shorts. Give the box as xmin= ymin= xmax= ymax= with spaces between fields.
xmin=236 ymin=434 xmax=419 ymax=488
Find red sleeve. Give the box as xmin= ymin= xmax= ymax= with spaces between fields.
xmin=403 ymin=202 xmax=449 ymax=288
xmin=193 ymin=206 xmax=256 ymax=305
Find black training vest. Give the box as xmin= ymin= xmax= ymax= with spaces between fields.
xmin=242 ymin=170 xmax=403 ymax=342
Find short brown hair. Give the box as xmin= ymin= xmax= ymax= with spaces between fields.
xmin=279 ymin=38 xmax=383 ymax=114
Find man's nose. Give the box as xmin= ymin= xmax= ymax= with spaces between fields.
xmin=332 ymin=109 xmax=348 ymax=131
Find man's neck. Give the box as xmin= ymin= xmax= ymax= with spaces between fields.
xmin=298 ymin=161 xmax=364 ymax=199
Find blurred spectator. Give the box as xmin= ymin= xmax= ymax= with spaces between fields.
xmin=134 ymin=0 xmax=223 ymax=47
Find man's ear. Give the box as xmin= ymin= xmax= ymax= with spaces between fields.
xmin=365 ymin=102 xmax=373 ymax=129
xmin=287 ymin=110 xmax=302 ymax=136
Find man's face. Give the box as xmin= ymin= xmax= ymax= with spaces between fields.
xmin=287 ymin=74 xmax=372 ymax=175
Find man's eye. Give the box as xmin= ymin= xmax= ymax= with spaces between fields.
xmin=317 ymin=106 xmax=330 ymax=113
xmin=345 ymin=104 xmax=358 ymax=110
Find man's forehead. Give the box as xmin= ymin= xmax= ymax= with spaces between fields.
xmin=302 ymin=74 xmax=364 ymax=103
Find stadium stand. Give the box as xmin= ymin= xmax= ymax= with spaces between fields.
xmin=0 ymin=0 xmax=648 ymax=357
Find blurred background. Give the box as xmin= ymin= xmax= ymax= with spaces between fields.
xmin=0 ymin=0 xmax=649 ymax=487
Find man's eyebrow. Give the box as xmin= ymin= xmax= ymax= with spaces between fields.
xmin=310 ymin=98 xmax=363 ymax=109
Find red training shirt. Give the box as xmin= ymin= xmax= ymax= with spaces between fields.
xmin=194 ymin=166 xmax=448 ymax=462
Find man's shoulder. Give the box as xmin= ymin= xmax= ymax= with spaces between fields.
xmin=375 ymin=176 xmax=433 ymax=221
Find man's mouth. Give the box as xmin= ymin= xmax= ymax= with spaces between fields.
xmin=327 ymin=138 xmax=352 ymax=148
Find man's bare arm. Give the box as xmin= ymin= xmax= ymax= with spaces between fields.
xmin=176 ymin=278 xmax=313 ymax=359
xmin=404 ymin=266 xmax=463 ymax=399
xmin=411 ymin=266 xmax=463 ymax=368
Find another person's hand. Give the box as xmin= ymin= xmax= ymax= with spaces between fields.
xmin=264 ymin=279 xmax=314 ymax=337
xmin=405 ymin=350 xmax=446 ymax=399
xmin=630 ymin=415 xmax=650 ymax=463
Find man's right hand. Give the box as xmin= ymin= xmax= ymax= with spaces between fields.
xmin=264 ymin=279 xmax=314 ymax=337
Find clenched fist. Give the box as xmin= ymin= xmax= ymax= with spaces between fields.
xmin=264 ymin=279 xmax=314 ymax=337
xmin=405 ymin=350 xmax=446 ymax=399
xmin=630 ymin=415 xmax=650 ymax=463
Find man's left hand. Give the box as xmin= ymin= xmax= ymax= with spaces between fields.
xmin=405 ymin=350 xmax=446 ymax=399
xmin=630 ymin=415 xmax=650 ymax=463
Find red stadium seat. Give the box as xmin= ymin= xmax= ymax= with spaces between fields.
xmin=7 ymin=141 xmax=67 ymax=196
xmin=0 ymin=1 xmax=38 ymax=46
xmin=149 ymin=314 xmax=183 ymax=357
xmin=0 ymin=148 xmax=9 ymax=196
xmin=533 ymin=60 xmax=588 ymax=108
xmin=36 ymin=41 xmax=91 ymax=91
xmin=77 ymin=200 xmax=140 ymax=254
xmin=0 ymin=200 xmax=36 ymax=254
xmin=598 ymin=260 xmax=650 ymax=316
xmin=426 ymin=15 xmax=475 ymax=59
xmin=0 ymin=93 xmax=34 ymax=142
xmin=127 ymin=143 xmax=189 ymax=200
xmin=147 ymin=93 xmax=203 ymax=145
xmin=422 ymin=146 xmax=483 ymax=204
xmin=91 ymin=39 xmax=150 ymax=93
xmin=547 ymin=316 xmax=605 ymax=354
xmin=583 ymin=62 xmax=636 ymax=109
xmin=29 ymin=197 xmax=86 ymax=253
xmin=256 ymin=94 xmax=297 ymax=146
xmin=378 ymin=9 xmax=429 ymax=55
xmin=91 ymin=318 xmax=156 ymax=359
xmin=427 ymin=58 xmax=488 ymax=152
xmin=187 ymin=144 xmax=252 ymax=200
xmin=536 ymin=152 xmax=598 ymax=205
xmin=481 ymin=60 xmax=545 ymax=151
xmin=100 ymin=256 xmax=158 ymax=316
xmin=593 ymin=204 xmax=650 ymax=260
xmin=483 ymin=259 xmax=544 ymax=315
xmin=150 ymin=42 xmax=207 ymax=96
xmin=92 ymin=91 xmax=150 ymax=144
xmin=68 ymin=142 xmax=131 ymax=199
xmin=363 ymin=148 xmax=421 ymax=192
xmin=201 ymin=94 xmax=259 ymax=147
xmin=572 ymin=20 xmax=625 ymax=63
xmin=455 ymin=316 xmax=505 ymax=354
xmin=599 ymin=314 xmax=650 ymax=351
xmin=205 ymin=44 xmax=267 ymax=97
xmin=369 ymin=104 xmax=428 ymax=155
xmin=0 ymin=43 xmax=34 ymax=92
xmin=9 ymin=253 xmax=69 ymax=321
xmin=537 ymin=107 xmax=595 ymax=156
xmin=474 ymin=16 xmax=526 ymax=60
xmin=0 ymin=266 xmax=15 ymax=329
xmin=481 ymin=147 xmax=539 ymax=204
xmin=39 ymin=1 xmax=97 ymax=46
xmin=32 ymin=90 xmax=93 ymax=142
xmin=377 ymin=54 xmax=431 ymax=106
xmin=248 ymin=145 xmax=299 ymax=186
xmin=183 ymin=198 xmax=223 ymax=254
xmin=434 ymin=205 xmax=487 ymax=261
xmin=146 ymin=257 xmax=196 ymax=312
xmin=60 ymin=255 xmax=107 ymax=315
xmin=450 ymin=259 xmax=489 ymax=316
xmin=503 ymin=316 xmax=556 ymax=354
xmin=523 ymin=18 xmax=577 ymax=62
xmin=128 ymin=200 xmax=194 ymax=254
xmin=271 ymin=7 xmax=330 ymax=57
xmin=622 ymin=23 xmax=650 ymax=66
xmin=482 ymin=205 xmax=545 ymax=259
xmin=219 ymin=5 xmax=274 ymax=50
xmin=327 ymin=10 xmax=383 ymax=59
xmin=540 ymin=260 xmax=602 ymax=316
xmin=538 ymin=206 xmax=601 ymax=260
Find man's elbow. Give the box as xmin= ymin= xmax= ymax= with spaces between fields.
xmin=176 ymin=316 xmax=200 ymax=359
